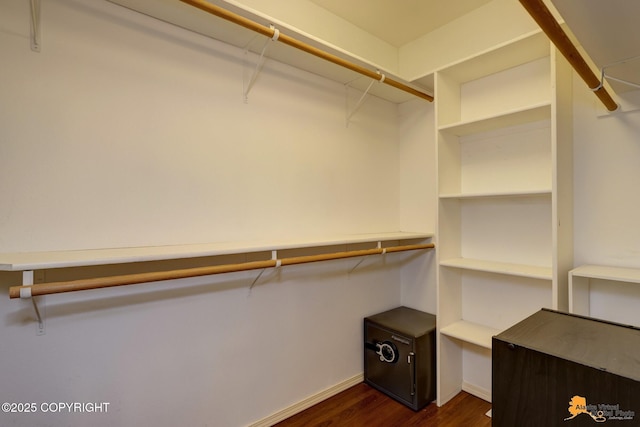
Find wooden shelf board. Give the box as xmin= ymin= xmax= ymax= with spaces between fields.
xmin=440 ymin=320 xmax=501 ymax=349
xmin=439 ymin=189 xmax=551 ymax=199
xmin=0 ymin=231 xmax=433 ymax=271
xmin=440 ymin=258 xmax=552 ymax=280
xmin=438 ymin=102 xmax=551 ymax=136
xmin=570 ymin=264 xmax=640 ymax=284
xmin=438 ymin=30 xmax=549 ymax=83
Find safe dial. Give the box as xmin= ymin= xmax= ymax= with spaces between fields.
xmin=376 ymin=341 xmax=399 ymax=363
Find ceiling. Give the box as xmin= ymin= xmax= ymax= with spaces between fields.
xmin=309 ymin=0 xmax=640 ymax=96
xmin=309 ymin=0 xmax=493 ymax=47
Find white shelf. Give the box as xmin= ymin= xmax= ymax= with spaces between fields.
xmin=439 ymin=189 xmax=551 ymax=200
xmin=440 ymin=258 xmax=552 ymax=280
xmin=438 ymin=102 xmax=551 ymax=136
xmin=570 ymin=264 xmax=640 ymax=283
xmin=438 ymin=31 xmax=549 ymax=84
xmin=0 ymin=231 xmax=432 ymax=271
xmin=105 ymin=0 xmax=431 ymax=103
xmin=569 ymin=264 xmax=640 ymax=318
xmin=440 ymin=320 xmax=501 ymax=349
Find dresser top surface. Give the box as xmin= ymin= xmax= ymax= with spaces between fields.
xmin=495 ymin=309 xmax=640 ymax=381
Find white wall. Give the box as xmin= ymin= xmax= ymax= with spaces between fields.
xmin=0 ymin=1 xmax=435 ymax=426
xmin=397 ymin=100 xmax=437 ymax=314
xmin=573 ymin=86 xmax=640 ymax=268
xmin=573 ymin=79 xmax=640 ymax=325
xmin=0 ymin=260 xmax=405 ymax=427
xmin=0 ymin=0 xmax=403 ymax=253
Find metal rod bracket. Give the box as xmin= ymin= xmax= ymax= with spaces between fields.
xmin=22 ymin=271 xmax=46 ymax=335
xmin=248 ymin=250 xmax=281 ymax=292
xmin=248 ymin=268 xmax=266 ymax=292
xmin=345 ymin=71 xmax=386 ymax=127
xmin=348 ymin=241 xmax=387 ymax=274
xmin=242 ymin=25 xmax=278 ymax=103
xmin=30 ymin=0 xmax=41 ymax=52
xmin=593 ymin=55 xmax=640 ymax=100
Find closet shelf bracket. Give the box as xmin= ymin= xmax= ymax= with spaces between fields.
xmin=345 ymin=71 xmax=386 ymax=127
xmin=248 ymin=250 xmax=280 ymax=292
xmin=593 ymin=54 xmax=640 ymax=92
xmin=248 ymin=268 xmax=266 ymax=291
xmin=21 ymin=271 xmax=46 ymax=335
xmin=348 ymin=241 xmax=386 ymax=274
xmin=243 ymin=25 xmax=280 ymax=103
xmin=30 ymin=0 xmax=41 ymax=52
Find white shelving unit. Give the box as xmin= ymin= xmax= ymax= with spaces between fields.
xmin=434 ymin=30 xmax=573 ymax=405
xmin=569 ymin=265 xmax=640 ymax=326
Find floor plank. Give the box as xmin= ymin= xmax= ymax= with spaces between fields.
xmin=275 ymin=383 xmax=492 ymax=427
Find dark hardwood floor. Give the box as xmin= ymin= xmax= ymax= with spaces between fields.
xmin=275 ymin=383 xmax=492 ymax=427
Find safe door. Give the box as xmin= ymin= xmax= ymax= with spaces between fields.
xmin=364 ymin=322 xmax=416 ymax=406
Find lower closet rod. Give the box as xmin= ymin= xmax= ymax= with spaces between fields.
xmin=8 ymin=243 xmax=434 ymax=299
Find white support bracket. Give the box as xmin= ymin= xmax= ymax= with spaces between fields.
xmin=345 ymin=71 xmax=385 ymax=127
xmin=248 ymin=268 xmax=266 ymax=292
xmin=248 ymin=250 xmax=280 ymax=293
xmin=22 ymin=271 xmax=46 ymax=335
xmin=348 ymin=241 xmax=385 ymax=274
xmin=592 ymin=54 xmax=640 ymax=93
xmin=30 ymin=0 xmax=41 ymax=52
xmin=242 ymin=25 xmax=280 ymax=103
xmin=377 ymin=241 xmax=388 ymax=257
xmin=348 ymin=257 xmax=366 ymax=274
xmin=591 ymin=55 xmax=640 ymax=115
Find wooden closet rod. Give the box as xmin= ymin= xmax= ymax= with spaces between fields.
xmin=179 ymin=0 xmax=434 ymax=102
xmin=9 ymin=243 xmax=434 ymax=299
xmin=519 ymin=0 xmax=618 ymax=111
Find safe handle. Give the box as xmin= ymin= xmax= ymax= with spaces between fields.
xmin=408 ymin=351 xmax=416 ymax=396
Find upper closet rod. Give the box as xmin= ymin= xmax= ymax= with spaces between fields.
xmin=519 ymin=0 xmax=618 ymax=111
xmin=179 ymin=0 xmax=434 ymax=102
xmin=9 ymin=243 xmax=434 ymax=299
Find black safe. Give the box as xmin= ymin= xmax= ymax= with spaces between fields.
xmin=364 ymin=306 xmax=436 ymax=410
xmin=493 ymin=309 xmax=640 ymax=426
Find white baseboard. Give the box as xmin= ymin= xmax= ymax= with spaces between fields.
xmin=462 ymin=381 xmax=491 ymax=403
xmin=248 ymin=373 xmax=364 ymax=427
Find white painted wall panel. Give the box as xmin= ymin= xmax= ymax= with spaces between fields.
xmin=0 ymin=0 xmax=399 ymax=253
xmin=397 ymin=99 xmax=437 ymax=314
xmin=573 ymin=82 xmax=640 ymax=269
